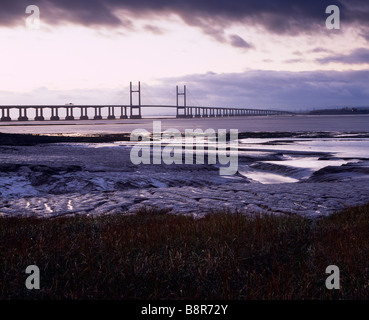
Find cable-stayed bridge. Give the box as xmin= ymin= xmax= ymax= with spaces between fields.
xmin=0 ymin=82 xmax=293 ymax=121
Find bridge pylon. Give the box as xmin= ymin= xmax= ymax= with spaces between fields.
xmin=176 ymin=85 xmax=189 ymax=118
xmin=129 ymin=81 xmax=142 ymax=119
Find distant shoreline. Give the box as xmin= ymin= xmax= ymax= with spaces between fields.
xmin=0 ymin=132 xmax=132 ymax=146
xmin=2 ymin=130 xmax=369 ymax=146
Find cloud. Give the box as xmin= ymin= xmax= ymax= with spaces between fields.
xmin=3 ymin=0 xmax=364 ymax=37
xmin=143 ymin=24 xmax=165 ymax=35
xmin=228 ymin=34 xmax=253 ymax=49
xmin=359 ymin=25 xmax=369 ymax=42
xmin=2 ymin=69 xmax=369 ymax=110
xmin=158 ymin=69 xmax=369 ymax=109
xmin=317 ymin=48 xmax=369 ymax=65
xmin=0 ymin=0 xmax=126 ymax=29
xmin=283 ymin=59 xmax=304 ymax=64
xmin=309 ymin=47 xmax=332 ymax=53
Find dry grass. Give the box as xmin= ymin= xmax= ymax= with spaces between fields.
xmin=1 ymin=204 xmax=369 ymax=300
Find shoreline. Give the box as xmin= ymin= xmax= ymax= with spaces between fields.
xmin=0 ymin=132 xmax=132 ymax=146
xmin=2 ymin=130 xmax=369 ymax=146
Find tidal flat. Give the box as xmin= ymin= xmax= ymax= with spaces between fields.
xmin=1 ymin=129 xmax=369 ymax=218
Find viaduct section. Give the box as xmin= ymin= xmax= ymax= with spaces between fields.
xmin=1 ymin=82 xmax=292 ymax=121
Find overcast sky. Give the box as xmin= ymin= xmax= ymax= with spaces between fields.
xmin=1 ymin=0 xmax=369 ymax=111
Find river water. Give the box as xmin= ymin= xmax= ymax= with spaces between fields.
xmin=1 ymin=114 xmax=369 ymax=134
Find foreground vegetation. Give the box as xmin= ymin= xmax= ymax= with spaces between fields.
xmin=1 ymin=204 xmax=369 ymax=300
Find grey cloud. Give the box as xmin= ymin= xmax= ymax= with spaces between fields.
xmin=159 ymin=69 xmax=369 ymax=110
xmin=0 ymin=0 xmax=353 ymax=35
xmin=359 ymin=29 xmax=369 ymax=42
xmin=317 ymin=48 xmax=369 ymax=65
xmin=283 ymin=59 xmax=303 ymax=63
xmin=3 ymin=0 xmax=369 ymax=54
xmin=229 ymin=34 xmax=253 ymax=49
xmin=310 ymin=47 xmax=332 ymax=53
xmin=143 ymin=24 xmax=165 ymax=35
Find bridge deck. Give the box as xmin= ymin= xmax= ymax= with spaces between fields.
xmin=0 ymin=104 xmax=292 ymax=121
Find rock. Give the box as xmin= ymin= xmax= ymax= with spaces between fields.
xmin=29 ymin=173 xmax=57 ymax=186
xmin=114 ymin=181 xmax=139 ymax=190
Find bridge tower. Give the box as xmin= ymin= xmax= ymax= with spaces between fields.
xmin=176 ymin=85 xmax=187 ymax=118
xmin=130 ymin=81 xmax=142 ymax=119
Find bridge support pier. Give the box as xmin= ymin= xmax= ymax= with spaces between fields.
xmin=120 ymin=106 xmax=128 ymax=119
xmin=65 ymin=107 xmax=74 ymax=120
xmin=176 ymin=106 xmax=186 ymax=118
xmin=94 ymin=107 xmax=102 ymax=120
xmin=130 ymin=106 xmax=142 ymax=119
xmin=194 ymin=107 xmax=201 ymax=118
xmin=34 ymin=107 xmax=45 ymax=121
xmin=107 ymin=106 xmax=116 ymax=119
xmin=1 ymin=108 xmax=11 ymax=121
xmin=186 ymin=107 xmax=193 ymax=118
xmin=18 ymin=108 xmax=28 ymax=121
xmin=80 ymin=107 xmax=89 ymax=120
xmin=50 ymin=107 xmax=60 ymax=120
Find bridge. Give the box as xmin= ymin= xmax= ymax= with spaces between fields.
xmin=0 ymin=82 xmax=292 ymax=121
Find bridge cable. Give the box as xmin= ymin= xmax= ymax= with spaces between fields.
xmin=186 ymin=88 xmax=201 ymax=107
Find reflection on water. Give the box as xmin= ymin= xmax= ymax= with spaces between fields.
xmin=63 ymin=136 xmax=369 ymax=184
xmin=67 ymin=200 xmax=74 ymax=210
xmin=240 ymin=138 xmax=369 ymax=158
xmin=237 ymin=138 xmax=369 ymax=183
xmin=238 ymin=169 xmax=299 ymax=184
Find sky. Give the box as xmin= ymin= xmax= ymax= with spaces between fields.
xmin=1 ymin=0 xmax=369 ymax=112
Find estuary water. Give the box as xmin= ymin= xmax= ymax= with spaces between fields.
xmin=0 ymin=114 xmax=369 ymax=135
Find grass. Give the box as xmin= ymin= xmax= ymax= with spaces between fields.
xmin=1 ymin=204 xmax=369 ymax=300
